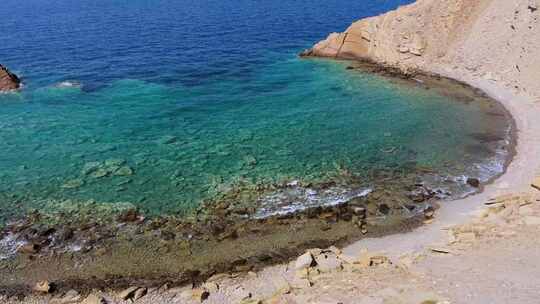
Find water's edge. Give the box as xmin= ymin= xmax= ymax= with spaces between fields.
xmin=0 ymin=60 xmax=517 ymax=297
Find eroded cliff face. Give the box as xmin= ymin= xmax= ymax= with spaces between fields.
xmin=0 ymin=65 xmax=21 ymax=91
xmin=305 ymin=0 xmax=540 ymax=100
xmin=304 ymin=0 xmax=487 ymax=69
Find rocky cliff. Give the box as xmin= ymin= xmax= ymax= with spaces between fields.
xmin=0 ymin=65 xmax=21 ymax=91
xmin=304 ymin=0 xmax=540 ymax=100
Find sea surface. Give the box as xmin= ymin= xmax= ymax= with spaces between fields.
xmin=0 ymin=0 xmax=511 ymax=223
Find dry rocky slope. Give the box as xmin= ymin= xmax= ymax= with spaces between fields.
xmin=304 ymin=0 xmax=540 ymax=100
xmin=0 ymin=65 xmax=21 ymax=91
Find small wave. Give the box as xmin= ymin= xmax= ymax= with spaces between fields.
xmin=0 ymin=233 xmax=25 ymax=260
xmin=55 ymin=81 xmax=83 ymax=89
xmin=254 ymin=184 xmax=372 ymax=219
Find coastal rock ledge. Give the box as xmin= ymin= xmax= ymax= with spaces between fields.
xmin=0 ymin=64 xmax=21 ymax=91
xmin=301 ymin=0 xmax=540 ymax=100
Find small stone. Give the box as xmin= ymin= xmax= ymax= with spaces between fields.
xmin=191 ymin=288 xmax=210 ymax=302
xmin=360 ymin=222 xmax=368 ymax=234
xmin=428 ymin=247 xmax=454 ymax=254
xmin=528 ymin=1 xmax=538 ymax=12
xmin=370 ymin=255 xmax=390 ymax=266
xmin=81 ymin=294 xmax=106 ymax=304
xmin=118 ymin=286 xmax=139 ymax=300
xmin=18 ymin=243 xmax=40 ymax=254
xmin=295 ymin=252 xmax=315 ymax=270
xmin=467 ymin=178 xmax=481 ymax=188
xmin=423 ymin=205 xmax=435 ymax=219
xmin=33 ymin=280 xmax=52 ymax=293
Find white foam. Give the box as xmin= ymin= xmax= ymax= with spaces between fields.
xmin=55 ymin=81 xmax=82 ymax=89
xmin=0 ymin=233 xmax=25 ymax=260
xmin=254 ymin=185 xmax=372 ymax=218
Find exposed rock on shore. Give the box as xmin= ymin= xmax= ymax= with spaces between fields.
xmin=0 ymin=65 xmax=21 ymax=91
xmin=303 ymin=0 xmax=540 ymax=100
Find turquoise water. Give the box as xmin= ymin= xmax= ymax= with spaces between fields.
xmin=0 ymin=0 xmax=511 ymax=221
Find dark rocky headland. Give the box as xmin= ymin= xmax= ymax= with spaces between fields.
xmin=0 ymin=65 xmax=21 ymax=91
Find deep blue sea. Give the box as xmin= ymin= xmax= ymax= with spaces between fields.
xmin=0 ymin=0 xmax=511 ymax=221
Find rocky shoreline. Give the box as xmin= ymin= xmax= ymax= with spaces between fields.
xmin=0 ymin=60 xmax=515 ymax=299
xmin=1 ymin=172 xmax=435 ymax=297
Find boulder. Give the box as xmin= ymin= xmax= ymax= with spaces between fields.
xmin=33 ymin=280 xmax=52 ymax=293
xmin=0 ymin=65 xmax=20 ymax=91
xmin=313 ymin=252 xmax=343 ymax=273
xmin=133 ymin=287 xmax=147 ymax=300
xmin=294 ymin=252 xmax=315 ymax=270
xmin=117 ymin=286 xmax=139 ymax=300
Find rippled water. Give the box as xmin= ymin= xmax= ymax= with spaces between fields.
xmin=0 ymin=0 xmax=511 ymax=222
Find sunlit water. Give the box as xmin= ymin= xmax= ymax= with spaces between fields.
xmin=0 ymin=0 xmax=511 ymax=223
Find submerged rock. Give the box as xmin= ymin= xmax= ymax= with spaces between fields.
xmin=0 ymin=65 xmax=21 ymax=91
xmin=158 ymin=135 xmax=178 ymax=145
xmin=62 ymin=179 xmax=85 ymax=189
xmin=82 ymin=162 xmax=102 ymax=175
xmin=114 ymin=165 xmax=134 ymax=176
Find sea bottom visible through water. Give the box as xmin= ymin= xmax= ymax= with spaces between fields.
xmin=0 ymin=61 xmax=514 ymax=289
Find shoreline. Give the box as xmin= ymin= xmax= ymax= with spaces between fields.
xmin=343 ymin=65 xmax=540 ymax=259
xmin=0 ymin=61 xmax=515 ymax=298
xmin=4 ymin=64 xmax=536 ymax=303
xmin=0 ymin=60 xmax=524 ymax=301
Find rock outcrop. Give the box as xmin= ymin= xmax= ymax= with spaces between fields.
xmin=303 ymin=0 xmax=540 ymax=100
xmin=0 ymin=64 xmax=21 ymax=91
xmin=302 ymin=0 xmax=486 ymax=71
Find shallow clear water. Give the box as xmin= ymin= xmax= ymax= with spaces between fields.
xmin=0 ymin=0 xmax=511 ymax=221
